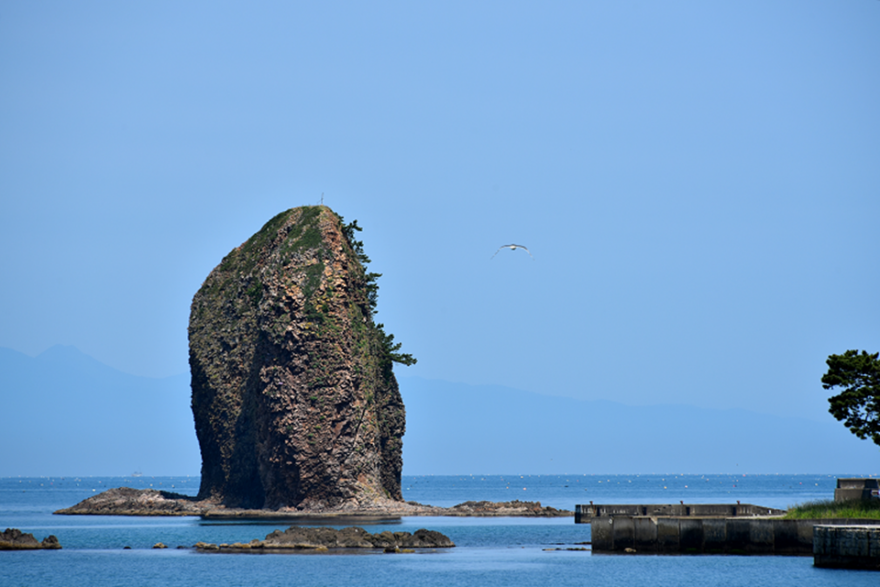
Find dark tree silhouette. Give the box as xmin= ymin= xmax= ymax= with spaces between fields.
xmin=823 ymin=350 xmax=880 ymax=448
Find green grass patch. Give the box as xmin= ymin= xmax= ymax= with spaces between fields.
xmin=302 ymin=262 xmax=325 ymax=300
xmin=784 ymin=498 xmax=880 ymax=520
xmin=282 ymin=206 xmax=324 ymax=258
xmin=246 ymin=279 xmax=263 ymax=306
xmin=242 ymin=210 xmax=291 ymax=257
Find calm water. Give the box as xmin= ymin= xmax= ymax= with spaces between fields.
xmin=1 ymin=474 xmax=877 ymax=586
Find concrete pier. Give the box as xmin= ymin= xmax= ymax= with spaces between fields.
xmin=833 ymin=478 xmax=880 ymax=502
xmin=814 ymin=525 xmax=880 ymax=570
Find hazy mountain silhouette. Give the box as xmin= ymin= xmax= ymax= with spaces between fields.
xmin=1 ymin=347 xmax=876 ymax=476
xmin=0 ymin=345 xmax=199 ymax=476
xmin=399 ymin=377 xmax=879 ymax=475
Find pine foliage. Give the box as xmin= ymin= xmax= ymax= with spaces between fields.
xmin=339 ymin=216 xmax=416 ymax=368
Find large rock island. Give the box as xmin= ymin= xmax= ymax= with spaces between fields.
xmin=189 ymin=206 xmax=406 ymax=511
xmin=54 ymin=205 xmax=572 ymax=519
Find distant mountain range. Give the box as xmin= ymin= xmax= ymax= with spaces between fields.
xmin=0 ymin=345 xmax=198 ymax=477
xmin=399 ymin=377 xmax=879 ymax=476
xmin=1 ymin=346 xmax=876 ymax=476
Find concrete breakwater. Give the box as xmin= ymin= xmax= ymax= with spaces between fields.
xmin=591 ymin=516 xmax=880 ymax=555
xmin=814 ymin=525 xmax=880 ymax=570
xmin=834 ymin=478 xmax=880 ymax=502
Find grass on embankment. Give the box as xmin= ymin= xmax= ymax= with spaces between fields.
xmin=784 ymin=499 xmax=880 ymax=520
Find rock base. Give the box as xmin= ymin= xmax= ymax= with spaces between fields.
xmin=54 ymin=487 xmax=210 ymax=516
xmin=55 ymin=488 xmax=572 ymax=518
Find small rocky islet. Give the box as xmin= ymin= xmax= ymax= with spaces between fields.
xmin=0 ymin=528 xmax=61 ymax=550
xmin=194 ymin=526 xmax=455 ymax=553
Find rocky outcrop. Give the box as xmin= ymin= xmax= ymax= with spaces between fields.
xmin=200 ymin=498 xmax=571 ymax=518
xmin=189 ymin=206 xmax=406 ymax=510
xmin=53 ymin=487 xmax=208 ymax=516
xmin=443 ymin=500 xmax=571 ymax=517
xmin=0 ymin=528 xmax=61 ymax=550
xmin=195 ymin=526 xmax=454 ymax=553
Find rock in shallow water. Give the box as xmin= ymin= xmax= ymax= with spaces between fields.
xmin=195 ymin=526 xmax=455 ymax=553
xmin=0 ymin=528 xmax=61 ymax=550
xmin=53 ymin=487 xmax=208 ymax=516
xmin=56 ymin=487 xmax=573 ymax=518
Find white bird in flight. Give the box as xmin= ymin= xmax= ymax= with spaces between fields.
xmin=491 ymin=244 xmax=534 ymax=260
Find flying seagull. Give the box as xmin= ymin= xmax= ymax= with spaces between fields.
xmin=491 ymin=244 xmax=534 ymax=260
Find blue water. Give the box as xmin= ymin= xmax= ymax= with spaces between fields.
xmin=1 ymin=474 xmax=877 ymax=586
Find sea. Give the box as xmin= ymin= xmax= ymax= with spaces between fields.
xmin=1 ymin=473 xmax=877 ymax=586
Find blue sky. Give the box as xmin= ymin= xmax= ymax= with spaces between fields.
xmin=2 ymin=1 xmax=878 ymax=425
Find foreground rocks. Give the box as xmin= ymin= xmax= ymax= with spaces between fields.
xmin=55 ymin=487 xmax=572 ymax=518
xmin=195 ymin=526 xmax=454 ymax=553
xmin=189 ymin=206 xmax=407 ymax=510
xmin=0 ymin=528 xmax=61 ymax=550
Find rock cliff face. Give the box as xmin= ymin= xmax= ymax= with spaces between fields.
xmin=189 ymin=206 xmax=405 ymax=510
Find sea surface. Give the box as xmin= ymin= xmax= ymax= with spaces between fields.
xmin=1 ymin=473 xmax=877 ymax=586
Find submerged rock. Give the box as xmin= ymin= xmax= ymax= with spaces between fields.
xmin=189 ymin=206 xmax=408 ymax=510
xmin=0 ymin=528 xmax=61 ymax=550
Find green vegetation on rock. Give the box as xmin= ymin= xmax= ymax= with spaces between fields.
xmin=337 ymin=215 xmax=415 ymax=368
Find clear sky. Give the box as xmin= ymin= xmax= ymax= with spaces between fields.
xmin=2 ymin=1 xmax=877 ymax=423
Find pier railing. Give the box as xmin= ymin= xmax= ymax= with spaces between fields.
xmin=574 ymin=503 xmax=784 ymax=524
